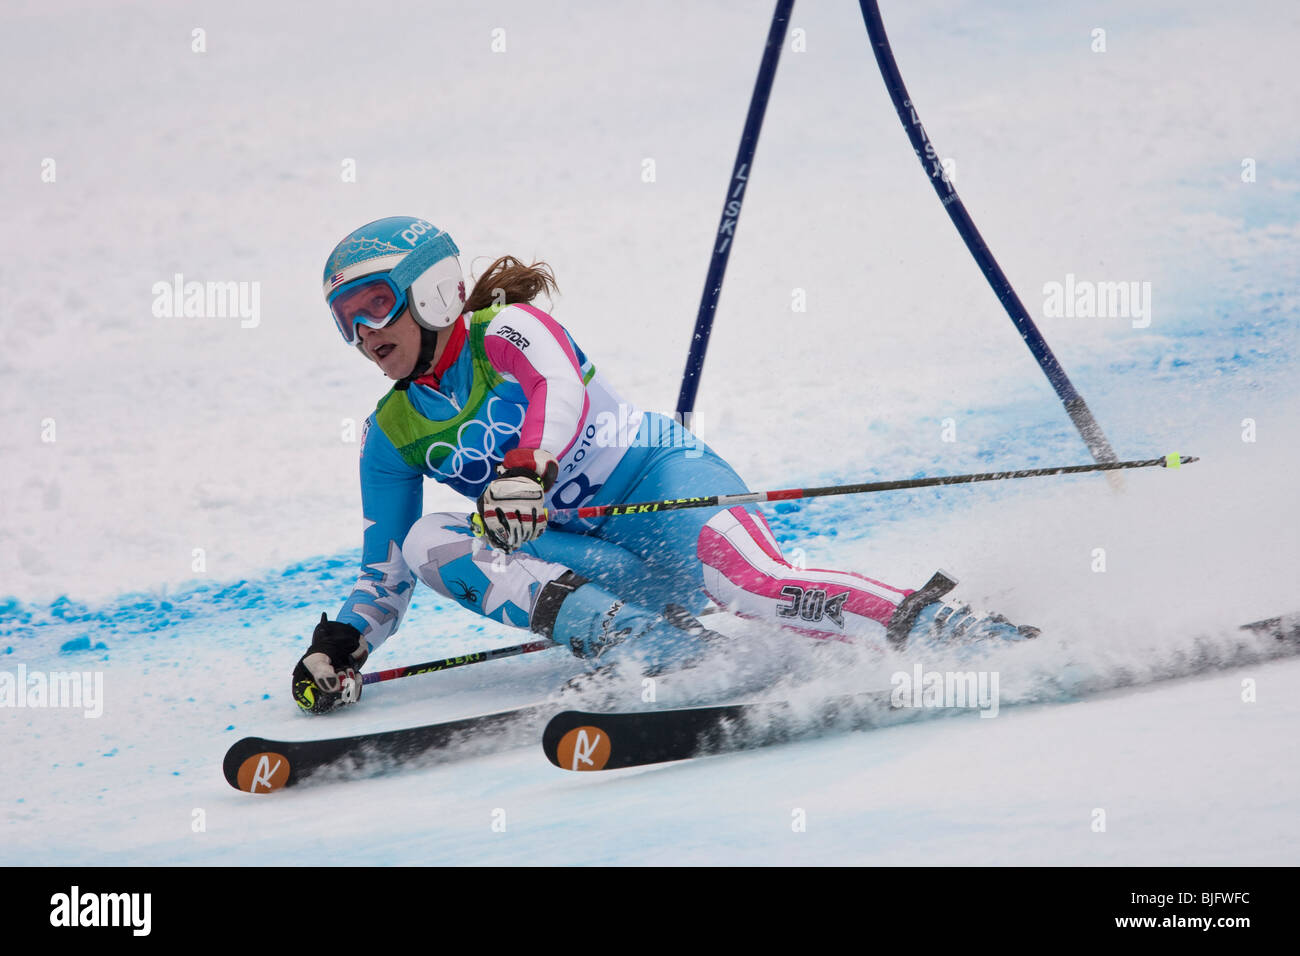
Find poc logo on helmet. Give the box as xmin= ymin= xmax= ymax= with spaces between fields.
xmin=401 ymin=220 xmax=436 ymax=247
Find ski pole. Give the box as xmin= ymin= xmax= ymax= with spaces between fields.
xmin=362 ymin=638 xmax=559 ymax=686
xmin=363 ymin=609 xmax=740 ymax=688
xmin=551 ymin=454 xmax=1197 ymax=522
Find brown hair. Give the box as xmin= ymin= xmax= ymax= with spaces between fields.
xmin=463 ymin=255 xmax=559 ymax=313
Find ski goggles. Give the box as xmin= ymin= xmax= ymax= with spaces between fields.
xmin=328 ymin=275 xmax=408 ymax=346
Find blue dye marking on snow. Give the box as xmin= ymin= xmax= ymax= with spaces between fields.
xmin=225 ymin=725 xmax=235 ymax=731
xmin=2 ymin=551 xmax=367 ymax=658
xmin=59 ymin=637 xmax=108 ymax=654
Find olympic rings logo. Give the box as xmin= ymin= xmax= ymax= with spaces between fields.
xmin=424 ymin=395 xmax=524 ymax=485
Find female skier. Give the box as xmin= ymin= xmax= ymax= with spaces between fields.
xmin=292 ymin=216 xmax=1033 ymax=713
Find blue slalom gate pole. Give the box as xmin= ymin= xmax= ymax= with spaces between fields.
xmin=675 ymin=0 xmax=795 ymax=429
xmin=857 ymin=0 xmax=1120 ymax=468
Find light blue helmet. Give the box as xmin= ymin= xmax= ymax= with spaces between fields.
xmin=322 ymin=217 xmax=465 ymax=347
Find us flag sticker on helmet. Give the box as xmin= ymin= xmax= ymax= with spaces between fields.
xmin=556 ymin=726 xmax=611 ymax=771
xmin=236 ymin=752 xmax=292 ymax=792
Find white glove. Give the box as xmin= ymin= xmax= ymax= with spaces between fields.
xmin=475 ymin=448 xmax=558 ymax=552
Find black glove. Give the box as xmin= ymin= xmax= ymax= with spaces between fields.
xmin=291 ymin=613 xmax=369 ymax=714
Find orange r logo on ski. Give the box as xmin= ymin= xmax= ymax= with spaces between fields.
xmin=556 ymin=726 xmax=611 ymax=771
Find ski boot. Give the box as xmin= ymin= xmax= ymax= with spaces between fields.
xmin=531 ymin=571 xmax=724 ymax=677
xmin=885 ymin=571 xmax=1039 ymax=651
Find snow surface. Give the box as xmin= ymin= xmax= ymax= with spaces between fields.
xmin=2 ymin=0 xmax=1298 ymax=864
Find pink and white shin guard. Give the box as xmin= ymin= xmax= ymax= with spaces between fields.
xmin=697 ymin=506 xmax=912 ymax=643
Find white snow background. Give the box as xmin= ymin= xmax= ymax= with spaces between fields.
xmin=2 ymin=0 xmax=1297 ymax=864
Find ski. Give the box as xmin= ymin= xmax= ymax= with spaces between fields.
xmin=1240 ymin=611 xmax=1300 ymax=641
xmin=544 ymin=610 xmax=1300 ymax=772
xmin=542 ymin=690 xmax=897 ymax=771
xmin=223 ymin=702 xmax=549 ymax=793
